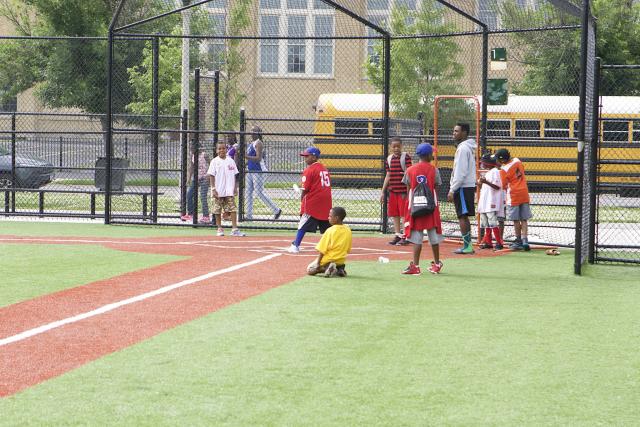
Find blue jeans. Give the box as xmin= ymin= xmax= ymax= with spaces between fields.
xmin=186 ymin=178 xmax=209 ymax=217
xmin=245 ymin=172 xmax=279 ymax=219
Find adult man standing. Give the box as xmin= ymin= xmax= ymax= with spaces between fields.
xmin=447 ymin=123 xmax=477 ymax=254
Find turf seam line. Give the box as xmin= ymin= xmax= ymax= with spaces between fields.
xmin=0 ymin=253 xmax=282 ymax=347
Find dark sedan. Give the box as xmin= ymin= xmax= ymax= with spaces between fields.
xmin=0 ymin=147 xmax=55 ymax=188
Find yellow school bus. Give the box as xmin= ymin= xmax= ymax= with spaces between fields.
xmin=313 ymin=93 xmax=640 ymax=193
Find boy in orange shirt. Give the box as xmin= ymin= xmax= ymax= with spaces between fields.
xmin=495 ymin=148 xmax=532 ymax=251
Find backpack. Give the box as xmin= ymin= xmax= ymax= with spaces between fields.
xmin=387 ymin=152 xmax=408 ymax=172
xmin=411 ymin=178 xmax=436 ymax=217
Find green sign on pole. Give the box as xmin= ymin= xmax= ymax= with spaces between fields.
xmin=487 ymin=79 xmax=508 ymax=105
xmin=491 ymin=48 xmax=507 ymax=62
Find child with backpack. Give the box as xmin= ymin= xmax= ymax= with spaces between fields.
xmin=381 ymin=136 xmax=412 ymax=245
xmin=401 ymin=143 xmax=444 ymax=275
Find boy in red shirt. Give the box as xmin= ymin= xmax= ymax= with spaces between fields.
xmin=287 ymin=147 xmax=332 ymax=253
xmin=381 ymin=136 xmax=412 ymax=245
xmin=495 ymin=148 xmax=533 ymax=251
xmin=402 ymin=143 xmax=444 ymax=275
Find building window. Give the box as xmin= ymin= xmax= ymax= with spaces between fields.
xmin=478 ymin=0 xmax=539 ymax=30
xmin=366 ymin=0 xmax=442 ymax=62
xmin=202 ymin=1 xmax=227 ymax=72
xmin=259 ymin=0 xmax=334 ymax=77
xmin=633 ymin=120 xmax=640 ymax=143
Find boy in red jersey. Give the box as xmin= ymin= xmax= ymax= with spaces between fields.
xmin=287 ymin=146 xmax=332 ymax=253
xmin=495 ymin=148 xmax=533 ymax=251
xmin=401 ymin=143 xmax=444 ymax=275
xmin=381 ymin=136 xmax=412 ymax=245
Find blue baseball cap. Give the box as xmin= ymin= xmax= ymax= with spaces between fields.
xmin=300 ymin=147 xmax=321 ymax=158
xmin=415 ymin=143 xmax=433 ymax=156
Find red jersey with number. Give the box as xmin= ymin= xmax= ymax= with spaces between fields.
xmin=301 ymin=161 xmax=332 ymax=219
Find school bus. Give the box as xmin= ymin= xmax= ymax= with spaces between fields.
xmin=313 ymin=93 xmax=640 ymax=193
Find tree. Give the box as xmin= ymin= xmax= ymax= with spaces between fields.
xmin=217 ymin=0 xmax=251 ymax=131
xmin=499 ymin=0 xmax=640 ymax=96
xmin=364 ymin=0 xmax=466 ymax=124
xmin=126 ymin=0 xmax=251 ymax=131
xmin=0 ymin=0 xmax=171 ymax=129
xmin=126 ymin=26 xmax=198 ymax=120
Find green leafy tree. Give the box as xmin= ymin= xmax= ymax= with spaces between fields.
xmin=126 ymin=26 xmax=198 ymax=119
xmin=0 ymin=0 xmax=172 ymax=129
xmin=126 ymin=0 xmax=251 ymax=131
xmin=500 ymin=0 xmax=640 ymax=96
xmin=216 ymin=0 xmax=251 ymax=131
xmin=365 ymin=0 xmax=466 ymax=124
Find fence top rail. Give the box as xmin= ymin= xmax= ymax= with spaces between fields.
xmin=0 ymin=111 xmax=181 ymax=119
xmin=601 ymin=64 xmax=640 ymax=70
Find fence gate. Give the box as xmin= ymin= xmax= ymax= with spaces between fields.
xmin=594 ymin=64 xmax=640 ymax=264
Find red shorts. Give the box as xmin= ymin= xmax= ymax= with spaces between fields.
xmin=387 ymin=191 xmax=409 ymax=217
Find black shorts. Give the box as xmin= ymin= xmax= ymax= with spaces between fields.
xmin=298 ymin=214 xmax=331 ymax=233
xmin=453 ymin=187 xmax=476 ymax=218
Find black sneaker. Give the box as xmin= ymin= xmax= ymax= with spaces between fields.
xmin=388 ymin=235 xmax=402 ymax=245
xmin=494 ymin=244 xmax=504 ymax=251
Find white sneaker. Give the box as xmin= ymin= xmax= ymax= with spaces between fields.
xmin=286 ymin=244 xmax=300 ymax=254
xmin=231 ymin=229 xmax=245 ymax=237
xmin=324 ymin=262 xmax=337 ymax=277
xmin=216 ymin=229 xmax=224 ymax=237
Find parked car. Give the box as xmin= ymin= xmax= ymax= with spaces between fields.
xmin=0 ymin=147 xmax=55 ymax=188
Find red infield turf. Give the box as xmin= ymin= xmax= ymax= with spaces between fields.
xmin=0 ymin=235 xmax=503 ymax=397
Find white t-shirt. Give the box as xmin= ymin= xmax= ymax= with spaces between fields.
xmin=477 ymin=167 xmax=504 ymax=214
xmin=207 ymin=156 xmax=238 ymax=197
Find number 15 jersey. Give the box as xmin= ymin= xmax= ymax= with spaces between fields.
xmin=301 ymin=161 xmax=332 ymax=220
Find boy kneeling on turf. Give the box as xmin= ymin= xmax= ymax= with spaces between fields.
xmin=307 ymin=207 xmax=352 ymax=277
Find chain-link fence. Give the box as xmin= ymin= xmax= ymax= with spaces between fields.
xmin=592 ymin=64 xmax=640 ymax=265
xmin=3 ymin=1 xmax=603 ymax=260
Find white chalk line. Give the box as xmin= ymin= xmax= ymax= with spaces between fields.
xmin=0 ymin=252 xmax=282 ymax=347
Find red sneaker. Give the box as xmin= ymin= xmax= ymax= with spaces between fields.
xmin=402 ymin=262 xmax=421 ymax=275
xmin=428 ymin=261 xmax=444 ymax=274
xmin=180 ymin=214 xmax=192 ymax=222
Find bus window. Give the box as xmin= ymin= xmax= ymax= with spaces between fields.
xmin=372 ymin=119 xmax=383 ymax=137
xmin=544 ymin=119 xmax=570 ymax=138
xmin=335 ymin=119 xmax=369 ymax=135
xmin=633 ymin=120 xmax=640 ymax=143
xmin=573 ymin=120 xmax=580 ymax=138
xmin=487 ymin=120 xmax=510 ymax=137
xmin=515 ymin=120 xmax=540 ymax=137
xmin=602 ymin=119 xmax=629 ymax=142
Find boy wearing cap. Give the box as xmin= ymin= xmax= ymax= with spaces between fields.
xmin=477 ymin=153 xmax=505 ymax=250
xmin=287 ymin=147 xmax=332 ymax=254
xmin=401 ymin=143 xmax=444 ymax=275
xmin=495 ymin=148 xmax=532 ymax=251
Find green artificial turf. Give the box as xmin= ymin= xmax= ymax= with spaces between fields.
xmin=1 ymin=250 xmax=639 ymax=425
xmin=0 ymin=244 xmax=182 ymax=308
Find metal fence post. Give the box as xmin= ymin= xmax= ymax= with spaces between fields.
xmin=151 ymin=36 xmax=160 ymax=223
xmin=59 ymin=136 xmax=64 ymax=168
xmin=213 ymin=69 xmax=220 ymax=149
xmin=193 ymin=68 xmax=200 ymax=225
xmin=574 ymin=0 xmax=592 ymax=275
xmin=238 ymin=107 xmax=246 ymax=221
xmin=481 ymin=28 xmax=489 ymax=152
xmin=181 ymin=109 xmax=189 ymax=216
xmin=381 ymin=34 xmax=391 ymax=234
xmin=11 ymin=113 xmax=16 ymax=212
xmin=588 ymin=56 xmax=601 ymax=264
